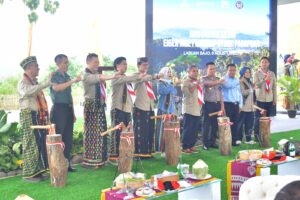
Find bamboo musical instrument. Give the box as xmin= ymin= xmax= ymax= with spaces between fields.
xmin=97 ymin=66 xmax=115 ymax=74
xmin=31 ymin=125 xmax=51 ymax=129
xmin=253 ymin=105 xmax=265 ymax=111
xmin=150 ymin=114 xmax=174 ymax=120
xmin=31 ymin=124 xmax=56 ymax=135
xmin=253 ymin=105 xmax=267 ymax=116
xmin=100 ymin=122 xmax=125 ymax=137
xmin=209 ymin=111 xmax=223 ymax=117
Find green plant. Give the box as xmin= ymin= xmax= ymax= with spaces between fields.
xmin=0 ymin=110 xmax=21 ymax=172
xmin=0 ymin=75 xmax=21 ymax=95
xmin=278 ymin=76 xmax=300 ymax=110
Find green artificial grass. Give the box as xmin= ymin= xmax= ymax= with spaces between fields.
xmin=1 ymin=130 xmax=299 ymax=200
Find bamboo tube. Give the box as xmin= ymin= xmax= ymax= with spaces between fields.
xmin=100 ymin=122 xmax=125 ymax=137
xmin=150 ymin=114 xmax=173 ymax=120
xmin=31 ymin=125 xmax=51 ymax=129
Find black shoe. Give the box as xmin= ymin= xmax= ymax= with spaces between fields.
xmin=40 ymin=173 xmax=49 ymax=181
xmin=82 ymin=164 xmax=97 ymax=170
xmin=202 ymin=145 xmax=209 ymax=150
xmin=210 ymin=144 xmax=218 ymax=148
xmin=23 ymin=176 xmax=42 ymax=183
xmin=68 ymin=166 xmax=77 ymax=172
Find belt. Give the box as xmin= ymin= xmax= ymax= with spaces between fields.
xmin=224 ymin=101 xmax=239 ymax=105
xmin=205 ymin=101 xmax=220 ymax=104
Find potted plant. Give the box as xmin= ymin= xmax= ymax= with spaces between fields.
xmin=278 ymin=76 xmax=300 ymax=118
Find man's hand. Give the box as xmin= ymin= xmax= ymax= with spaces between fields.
xmin=73 ymin=75 xmax=82 ymax=83
xmin=113 ymin=71 xmax=122 ymax=79
xmin=218 ymin=78 xmax=225 ymax=84
xmin=158 ymin=73 xmax=164 ymax=79
xmin=139 ymin=73 xmax=147 ymax=79
xmin=265 ymin=72 xmax=271 ymax=80
xmin=48 ymin=72 xmax=55 ymax=85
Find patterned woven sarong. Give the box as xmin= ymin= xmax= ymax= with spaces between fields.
xmin=83 ymin=100 xmax=107 ymax=166
xmin=20 ymin=109 xmax=47 ymax=177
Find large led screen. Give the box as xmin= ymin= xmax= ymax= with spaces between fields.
xmin=146 ymin=0 xmax=270 ymax=74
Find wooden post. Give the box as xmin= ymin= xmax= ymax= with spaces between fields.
xmin=217 ymin=117 xmax=232 ymax=156
xmin=259 ymin=117 xmax=271 ymax=148
xmin=164 ymin=120 xmax=181 ymax=166
xmin=118 ymin=131 xmax=135 ymax=173
xmin=46 ymin=125 xmax=68 ymax=187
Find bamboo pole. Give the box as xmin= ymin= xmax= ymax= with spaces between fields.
xmin=100 ymin=122 xmax=125 ymax=137
xmin=209 ymin=111 xmax=223 ymax=117
xmin=150 ymin=114 xmax=173 ymax=120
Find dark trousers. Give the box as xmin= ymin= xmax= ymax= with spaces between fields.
xmin=254 ymin=101 xmax=273 ymax=136
xmin=110 ymin=109 xmax=131 ymax=158
xmin=133 ymin=107 xmax=155 ymax=156
xmin=32 ymin=111 xmax=48 ymax=169
xmin=50 ymin=103 xmax=74 ymax=161
xmin=224 ymin=102 xmax=240 ymax=143
xmin=202 ymin=102 xmax=221 ymax=147
xmin=182 ymin=113 xmax=201 ymax=150
xmin=237 ymin=111 xmax=254 ymax=142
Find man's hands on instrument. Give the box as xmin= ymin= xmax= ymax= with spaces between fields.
xmin=218 ymin=110 xmax=224 ymax=116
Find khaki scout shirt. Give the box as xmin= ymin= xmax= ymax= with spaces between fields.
xmin=240 ymin=79 xmax=254 ymax=112
xmin=111 ymin=74 xmax=141 ymax=113
xmin=18 ymin=76 xmax=50 ymax=111
xmin=133 ymin=73 xmax=155 ymax=111
xmin=182 ymin=77 xmax=202 ymax=116
xmin=254 ymin=69 xmax=277 ymax=103
xmin=83 ymin=70 xmax=104 ymax=100
xmin=201 ymin=75 xmax=223 ymax=102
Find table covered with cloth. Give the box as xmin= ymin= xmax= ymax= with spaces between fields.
xmin=101 ymin=177 xmax=220 ymax=200
xmin=227 ymin=160 xmax=278 ymax=200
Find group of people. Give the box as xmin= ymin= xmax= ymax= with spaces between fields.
xmin=18 ymin=54 xmax=276 ymax=183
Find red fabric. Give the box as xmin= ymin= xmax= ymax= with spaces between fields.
xmin=171 ymin=181 xmax=180 ymax=189
xmin=145 ymin=81 xmax=156 ymax=100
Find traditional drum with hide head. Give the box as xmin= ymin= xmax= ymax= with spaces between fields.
xmin=217 ymin=117 xmax=232 ymax=156
xmin=163 ymin=120 xmax=181 ymax=166
xmin=46 ymin=125 xmax=68 ymax=187
xmin=118 ymin=130 xmax=135 ymax=173
xmin=259 ymin=117 xmax=271 ymax=148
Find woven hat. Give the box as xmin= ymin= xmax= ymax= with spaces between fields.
xmin=20 ymin=56 xmax=37 ymax=69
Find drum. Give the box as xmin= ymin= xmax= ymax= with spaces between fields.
xmin=164 ymin=120 xmax=181 ymax=166
xmin=259 ymin=117 xmax=271 ymax=148
xmin=118 ymin=131 xmax=135 ymax=173
xmin=217 ymin=117 xmax=232 ymax=156
xmin=46 ymin=134 xmax=68 ymax=187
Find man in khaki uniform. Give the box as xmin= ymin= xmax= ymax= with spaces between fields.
xmin=202 ymin=62 xmax=225 ymax=150
xmin=253 ymin=57 xmax=276 ymax=139
xmin=133 ymin=57 xmax=162 ymax=158
xmin=18 ymin=56 xmax=52 ymax=182
xmin=109 ymin=57 xmax=145 ymax=161
xmin=182 ymin=65 xmax=203 ymax=153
